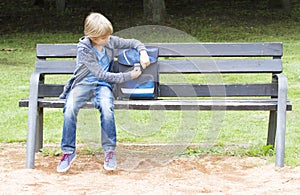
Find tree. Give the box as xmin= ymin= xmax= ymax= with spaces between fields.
xmin=143 ymin=0 xmax=166 ymax=23
xmin=31 ymin=0 xmax=44 ymax=6
xmin=31 ymin=0 xmax=65 ymax=12
xmin=55 ymin=0 xmax=65 ymax=12
xmin=269 ymin=0 xmax=292 ymax=11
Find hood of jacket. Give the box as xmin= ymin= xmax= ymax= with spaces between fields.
xmin=77 ymin=36 xmax=115 ymax=63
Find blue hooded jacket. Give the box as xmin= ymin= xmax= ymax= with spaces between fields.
xmin=59 ymin=35 xmax=146 ymax=99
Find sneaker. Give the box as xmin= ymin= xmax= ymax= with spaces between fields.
xmin=57 ymin=152 xmax=76 ymax=173
xmin=104 ymin=151 xmax=117 ymax=171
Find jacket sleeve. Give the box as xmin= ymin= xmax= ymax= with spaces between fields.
xmin=59 ymin=75 xmax=75 ymax=99
xmin=109 ymin=35 xmax=147 ymax=51
xmin=77 ymin=47 xmax=132 ymax=83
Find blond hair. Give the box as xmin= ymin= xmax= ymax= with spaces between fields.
xmin=84 ymin=13 xmax=113 ymax=38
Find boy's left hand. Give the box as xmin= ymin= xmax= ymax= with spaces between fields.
xmin=140 ymin=50 xmax=150 ymax=69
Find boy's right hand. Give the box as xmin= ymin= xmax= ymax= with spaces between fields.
xmin=130 ymin=67 xmax=142 ymax=79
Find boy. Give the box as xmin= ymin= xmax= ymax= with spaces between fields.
xmin=57 ymin=12 xmax=150 ymax=172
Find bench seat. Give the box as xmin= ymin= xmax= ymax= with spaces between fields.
xmin=19 ymin=98 xmax=292 ymax=111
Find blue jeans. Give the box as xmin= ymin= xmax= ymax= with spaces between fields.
xmin=61 ymin=84 xmax=116 ymax=152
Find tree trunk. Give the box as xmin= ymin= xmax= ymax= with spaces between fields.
xmin=143 ymin=0 xmax=166 ymax=23
xmin=31 ymin=0 xmax=44 ymax=6
xmin=56 ymin=0 xmax=66 ymax=12
xmin=282 ymin=0 xmax=292 ymax=11
xmin=269 ymin=0 xmax=292 ymax=11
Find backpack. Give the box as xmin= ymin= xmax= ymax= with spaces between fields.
xmin=112 ymin=47 xmax=159 ymax=99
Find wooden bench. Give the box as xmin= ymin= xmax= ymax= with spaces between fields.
xmin=19 ymin=42 xmax=292 ymax=169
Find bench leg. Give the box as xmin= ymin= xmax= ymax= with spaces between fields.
xmin=274 ymin=74 xmax=288 ymax=168
xmin=35 ymin=107 xmax=44 ymax=152
xmin=267 ymin=111 xmax=277 ymax=146
xmin=26 ymin=72 xmax=41 ymax=169
xmin=26 ymin=106 xmax=38 ymax=168
xmin=26 ymin=107 xmax=43 ymax=168
xmin=275 ymin=107 xmax=286 ymax=168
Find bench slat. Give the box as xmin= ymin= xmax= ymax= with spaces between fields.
xmin=36 ymin=42 xmax=282 ymax=58
xmin=35 ymin=60 xmax=75 ymax=74
xmin=37 ymin=83 xmax=278 ymax=97
xmin=159 ymin=84 xmax=278 ymax=97
xmin=19 ymin=98 xmax=292 ymax=111
xmin=38 ymin=84 xmax=64 ymax=97
xmin=146 ymin=43 xmax=283 ymax=57
xmin=114 ymin=99 xmax=292 ymax=111
xmin=35 ymin=59 xmax=282 ymax=74
xmin=37 ymin=44 xmax=77 ymax=58
xmin=159 ymin=59 xmax=282 ymax=73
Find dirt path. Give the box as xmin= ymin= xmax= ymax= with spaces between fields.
xmin=0 ymin=143 xmax=299 ymax=194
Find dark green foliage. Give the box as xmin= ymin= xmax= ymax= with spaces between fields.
xmin=0 ymin=0 xmax=299 ymax=34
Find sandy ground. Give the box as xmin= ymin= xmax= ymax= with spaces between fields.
xmin=0 ymin=142 xmax=299 ymax=194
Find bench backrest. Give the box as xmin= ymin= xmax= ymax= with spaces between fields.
xmin=35 ymin=42 xmax=283 ymax=98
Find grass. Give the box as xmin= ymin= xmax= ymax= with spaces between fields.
xmin=1 ymin=0 xmax=300 ymax=166
xmin=185 ymin=144 xmax=275 ymax=158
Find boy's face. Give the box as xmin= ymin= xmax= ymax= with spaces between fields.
xmin=90 ymin=34 xmax=110 ymax=47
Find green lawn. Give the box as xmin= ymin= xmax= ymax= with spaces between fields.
xmin=1 ymin=16 xmax=299 ymax=166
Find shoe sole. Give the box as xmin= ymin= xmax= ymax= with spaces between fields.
xmin=103 ymin=165 xmax=117 ymax=171
xmin=103 ymin=161 xmax=117 ymax=171
xmin=57 ymin=155 xmax=76 ymax=173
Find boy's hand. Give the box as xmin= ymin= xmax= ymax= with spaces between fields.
xmin=130 ymin=66 xmax=142 ymax=79
xmin=140 ymin=50 xmax=150 ymax=69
